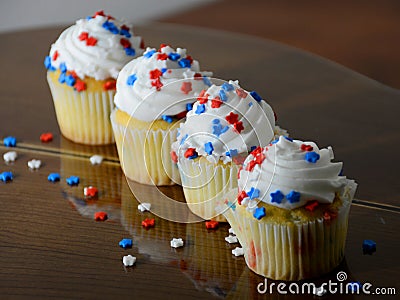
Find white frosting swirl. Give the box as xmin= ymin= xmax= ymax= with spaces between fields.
xmin=238 ymin=136 xmax=347 ymax=210
xmin=114 ymin=45 xmax=212 ymax=121
xmin=48 ymin=12 xmax=143 ymax=80
xmin=172 ymin=81 xmax=276 ymax=161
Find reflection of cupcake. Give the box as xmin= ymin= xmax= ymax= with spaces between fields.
xmin=45 ymin=11 xmax=144 ymax=145
xmin=220 ymin=136 xmax=357 ymax=280
xmin=171 ymin=81 xmax=276 ymax=221
xmin=111 ymin=45 xmax=211 ymax=185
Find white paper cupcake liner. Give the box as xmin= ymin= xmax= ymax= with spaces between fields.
xmin=178 ymin=157 xmax=240 ymax=222
xmin=220 ymin=181 xmax=357 ymax=281
xmin=47 ymin=74 xmax=115 ymax=145
xmin=111 ymin=109 xmax=180 ymax=186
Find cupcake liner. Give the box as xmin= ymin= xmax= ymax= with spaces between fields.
xmin=178 ymin=157 xmax=240 ymax=222
xmin=47 ymin=73 xmax=115 ymax=145
xmin=111 ymin=109 xmax=180 ymax=186
xmin=220 ymin=181 xmax=357 ymax=281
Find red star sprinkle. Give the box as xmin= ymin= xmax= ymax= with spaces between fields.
xmin=157 ymin=53 xmax=168 ymax=60
xmin=301 ymin=144 xmax=314 ymax=152
xmin=185 ymin=55 xmax=193 ymax=64
xmin=94 ymin=211 xmax=108 ymax=221
xmin=233 ymin=121 xmax=244 ymax=133
xmin=181 ymin=82 xmax=192 ymax=94
xmin=70 ymin=71 xmax=78 ymax=78
xmin=251 ymin=146 xmax=262 ymax=156
xmin=121 ymin=24 xmax=130 ymax=31
xmin=170 ymin=151 xmax=178 ymax=163
xmin=52 ymin=50 xmax=59 ymax=61
xmin=140 ymin=38 xmax=145 ymax=49
xmin=184 ymin=148 xmax=197 ymax=158
xmin=151 ymin=78 xmax=163 ymax=91
xmin=149 ymin=69 xmax=163 ymax=79
xmin=103 ymin=80 xmax=116 ymax=91
xmin=142 ymin=218 xmax=155 ymax=228
xmin=197 ymin=90 xmax=209 ymax=104
xmin=40 ymin=132 xmax=53 ymax=143
xmin=254 ymin=153 xmax=266 ymax=164
xmin=205 ymin=220 xmax=219 ymax=229
xmin=175 ymin=110 xmax=187 ymax=119
xmin=236 ymin=88 xmax=247 ymax=98
xmin=237 ymin=190 xmax=248 ymax=205
xmin=93 ymin=10 xmax=105 ymax=18
xmin=159 ymin=43 xmax=168 ymax=51
xmin=84 ymin=186 xmax=98 ymax=198
xmin=86 ymin=36 xmax=97 ymax=46
xmin=225 ymin=112 xmax=239 ymax=124
xmin=74 ymin=80 xmax=86 ymax=92
xmin=193 ymin=73 xmax=203 ymax=80
xmin=120 ymin=38 xmax=131 ymax=49
xmin=246 ymin=160 xmax=257 ymax=172
xmin=78 ymin=32 xmax=89 ymax=41
xmin=305 ymin=200 xmax=319 ymax=212
xmin=211 ymin=97 xmax=223 ymax=108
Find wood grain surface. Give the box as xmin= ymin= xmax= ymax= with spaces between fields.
xmin=0 ymin=24 xmax=399 ymax=299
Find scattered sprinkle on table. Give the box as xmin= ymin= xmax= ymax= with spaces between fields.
xmin=362 ymin=239 xmax=376 ymax=254
xmin=138 ymin=203 xmax=151 ymax=212
xmin=3 ymin=136 xmax=16 ymax=147
xmin=90 ymin=155 xmax=103 ymax=165
xmin=3 ymin=151 xmax=17 ymax=163
xmin=122 ymin=255 xmax=136 ymax=267
xmin=231 ymin=247 xmax=244 ymax=257
xmin=119 ymin=238 xmax=133 ymax=249
xmin=205 ymin=220 xmax=219 ymax=229
xmin=27 ymin=159 xmax=41 ymax=170
xmin=47 ymin=173 xmax=60 ymax=182
xmin=170 ymin=238 xmax=184 ymax=248
xmin=225 ymin=235 xmax=238 ymax=244
xmin=141 ymin=218 xmax=155 ymax=229
xmin=84 ymin=186 xmax=98 ymax=198
xmin=0 ymin=171 xmax=13 ymax=182
xmin=94 ymin=211 xmax=108 ymax=221
xmin=66 ymin=176 xmax=80 ymax=186
xmin=40 ymin=132 xmax=53 ymax=143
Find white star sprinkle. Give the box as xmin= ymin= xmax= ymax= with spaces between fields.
xmin=170 ymin=238 xmax=184 ymax=248
xmin=228 ymin=227 xmax=235 ymax=235
xmin=3 ymin=151 xmax=17 ymax=163
xmin=122 ymin=255 xmax=136 ymax=267
xmin=225 ymin=235 xmax=238 ymax=244
xmin=138 ymin=203 xmax=151 ymax=212
xmin=90 ymin=155 xmax=103 ymax=165
xmin=232 ymin=247 xmax=244 ymax=257
xmin=28 ymin=159 xmax=41 ymax=170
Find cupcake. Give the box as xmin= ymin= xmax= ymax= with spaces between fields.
xmin=45 ymin=10 xmax=144 ymax=145
xmin=171 ymin=81 xmax=276 ymax=221
xmin=111 ymin=44 xmax=212 ymax=186
xmin=219 ymin=136 xmax=357 ymax=280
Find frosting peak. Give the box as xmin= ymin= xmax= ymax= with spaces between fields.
xmin=238 ymin=136 xmax=348 ymax=210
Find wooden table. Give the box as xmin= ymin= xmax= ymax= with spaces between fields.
xmin=0 ymin=23 xmax=399 ymax=299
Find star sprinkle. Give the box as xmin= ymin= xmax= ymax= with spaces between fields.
xmin=120 ymin=38 xmax=131 ymax=49
xmin=126 ymin=74 xmax=137 ymax=86
xmin=27 ymin=159 xmax=41 ymax=170
xmin=122 ymin=255 xmax=136 ymax=267
xmin=94 ymin=211 xmax=108 ymax=221
xmin=170 ymin=238 xmax=184 ymax=248
xmin=211 ymin=97 xmax=223 ymax=108
xmin=253 ymin=207 xmax=266 ymax=220
xmin=233 ymin=121 xmax=244 ymax=133
xmin=225 ymin=112 xmax=239 ymax=124
xmin=186 ymin=103 xmax=193 ymax=111
xmin=90 ymin=155 xmax=103 ymax=165
xmin=250 ymin=91 xmax=262 ymax=102
xmin=219 ymin=89 xmax=228 ymax=101
xmin=74 ymin=80 xmax=87 ymax=92
xmin=362 ymin=239 xmax=376 ymax=255
xmin=301 ymin=143 xmax=313 ymax=152
xmin=3 ymin=136 xmax=16 ymax=147
xmin=102 ymin=20 xmax=119 ymax=34
xmin=170 ymin=151 xmax=178 ymax=163
xmin=202 ymin=76 xmax=212 ymax=86
xmin=104 ymin=80 xmax=116 ymax=90
xmin=247 ymin=187 xmax=260 ymax=200
xmin=151 ymin=78 xmax=163 ymax=91
xmin=228 ymin=227 xmax=235 ymax=235
xmin=0 ymin=171 xmax=13 ymax=182
xmin=226 ymin=149 xmax=238 ymax=157
xmin=286 ymin=191 xmax=301 ymax=203
xmin=168 ymin=52 xmax=181 ymax=61
xmin=180 ymin=82 xmax=192 ymax=94
xmin=184 ymin=148 xmax=198 ymax=160
xmin=195 ymin=104 xmax=206 ymax=115
xmin=237 ymin=190 xmax=248 ymax=205
xmin=162 ymin=115 xmax=173 ymax=123
xmin=204 ymin=142 xmax=214 ymax=155
xmin=84 ymin=186 xmax=98 ymax=198
xmin=270 ymin=190 xmax=284 ymax=204
xmin=205 ymin=220 xmax=219 ymax=229
xmin=232 ymin=247 xmax=244 ymax=257
xmin=65 ymin=75 xmax=76 ymax=87
xmin=178 ymin=58 xmax=191 ymax=68
xmin=149 ymin=68 xmax=163 ymax=79
xmin=52 ymin=50 xmax=59 ymax=61
xmin=66 ymin=176 xmax=80 ymax=186
xmin=47 ymin=173 xmax=60 ymax=182
xmin=236 ymin=88 xmax=247 ymax=98
xmin=221 ymin=82 xmax=234 ymax=91
xmin=119 ymin=238 xmax=133 ymax=249
xmin=212 ymin=121 xmax=229 ymax=137
xmin=142 ymin=218 xmax=155 ymax=229
xmin=138 ymin=203 xmax=151 ymax=212
xmin=40 ymin=132 xmax=53 ymax=143
xmin=44 ymin=56 xmax=55 ymax=71
xmin=305 ymin=152 xmax=320 ymax=163
xmin=225 ymin=235 xmax=238 ymax=244
xmin=3 ymin=151 xmax=17 ymax=163
xmin=144 ymin=49 xmax=156 ymax=58
xmin=305 ymin=200 xmax=319 ymax=212
xmin=157 ymin=53 xmax=168 ymax=60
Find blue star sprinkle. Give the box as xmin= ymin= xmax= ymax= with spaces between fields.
xmin=221 ymin=82 xmax=234 ymax=91
xmin=286 ymin=191 xmax=301 ymax=203
xmin=270 ymin=190 xmax=284 ymax=204
xmin=225 ymin=149 xmax=238 ymax=157
xmin=253 ymin=207 xmax=266 ymax=220
xmin=66 ymin=176 xmax=80 ymax=186
xmin=195 ymin=104 xmax=206 ymax=115
xmin=247 ymin=187 xmax=260 ymax=199
xmin=44 ymin=56 xmax=55 ymax=71
xmin=65 ymin=75 xmax=76 ymax=87
xmin=58 ymin=72 xmax=66 ymax=84
xmin=162 ymin=115 xmax=173 ymax=123
xmin=0 ymin=172 xmax=13 ymax=182
xmin=180 ymin=134 xmax=188 ymax=145
xmin=219 ymin=89 xmax=228 ymax=101
xmin=186 ymin=103 xmax=193 ymax=111
xmin=168 ymin=52 xmax=181 ymax=61
xmin=126 ymin=74 xmax=137 ymax=86
xmin=212 ymin=123 xmax=229 ymax=137
xmin=47 ymin=173 xmax=60 ymax=182
xmin=125 ymin=47 xmax=136 ymax=56
xmin=305 ymin=152 xmax=320 ymax=163
xmin=144 ymin=49 xmax=156 ymax=58
xmin=248 ymin=102 xmax=253 ymax=107
xmin=3 ymin=136 xmax=17 ymax=147
xmin=178 ymin=58 xmax=191 ymax=68
xmin=102 ymin=21 xmax=119 ymax=34
xmin=250 ymin=91 xmax=262 ymax=102
xmin=204 ymin=142 xmax=214 ymax=155
xmin=59 ymin=62 xmax=67 ymax=73
xmin=212 ymin=119 xmax=220 ymax=124
xmin=362 ymin=239 xmax=376 ymax=255
xmin=119 ymin=29 xmax=131 ymax=38
xmin=202 ymin=76 xmax=212 ymax=87
xmin=119 ymin=238 xmax=133 ymax=249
